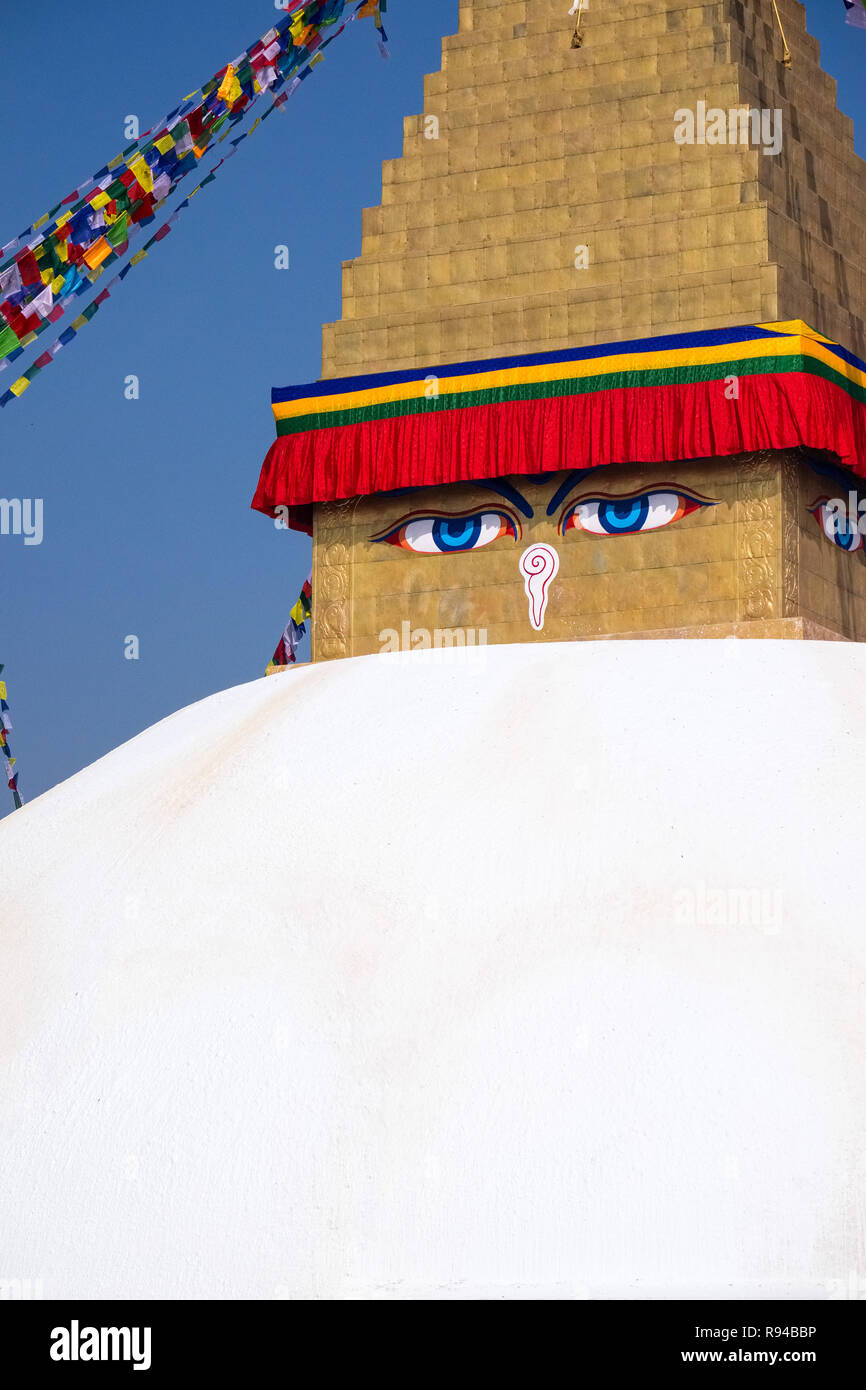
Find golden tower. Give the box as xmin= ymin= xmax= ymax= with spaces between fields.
xmin=253 ymin=2 xmax=866 ymax=655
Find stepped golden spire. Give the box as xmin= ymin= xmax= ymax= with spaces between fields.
xmin=254 ymin=2 xmax=866 ymax=654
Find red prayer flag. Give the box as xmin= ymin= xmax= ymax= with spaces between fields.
xmin=129 ymin=195 xmax=155 ymax=225
xmin=187 ymin=106 xmax=204 ymax=140
xmin=16 ymin=248 xmax=42 ymax=286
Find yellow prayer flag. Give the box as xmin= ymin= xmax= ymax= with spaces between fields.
xmin=20 ymin=332 xmax=37 ymax=347
xmin=10 ymin=377 xmax=31 ymax=397
xmin=0 ymin=682 xmax=7 ymax=700
xmin=33 ymin=214 xmax=50 ymax=230
xmin=56 ymin=211 xmax=72 ymax=227
xmin=129 ymin=250 xmax=148 ymax=267
xmin=128 ymin=157 xmax=154 ymax=194
xmin=155 ymin=134 xmax=175 ymax=155
xmin=108 ymin=154 xmax=124 ymax=171
xmin=90 ymin=191 xmax=111 ymax=211
xmin=217 ymin=63 xmax=233 ymax=98
xmin=56 ymin=240 xmax=69 ymax=263
xmin=70 ymin=315 xmax=88 ymax=331
xmin=217 ymin=63 xmax=242 ymax=105
xmin=50 ymin=274 xmax=64 ymax=294
xmin=41 ymin=269 xmax=53 ymax=286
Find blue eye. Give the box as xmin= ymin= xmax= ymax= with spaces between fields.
xmin=561 ymin=490 xmax=710 ymax=536
xmin=375 ymin=511 xmax=519 ymax=554
xmin=809 ymin=499 xmax=864 ymax=552
xmin=433 ymin=516 xmax=485 ymax=550
xmin=596 ymin=496 xmax=651 ymax=532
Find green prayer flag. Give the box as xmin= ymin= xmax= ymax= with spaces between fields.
xmin=106 ymin=213 xmax=129 ymax=248
xmin=0 ymin=324 xmax=21 ymax=358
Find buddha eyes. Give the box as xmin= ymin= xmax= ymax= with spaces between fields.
xmin=373 ymin=489 xmax=713 ymax=553
xmin=560 ymin=491 xmax=710 ymax=536
xmin=809 ymin=499 xmax=865 ymax=553
xmin=376 ymin=511 xmax=519 ymax=554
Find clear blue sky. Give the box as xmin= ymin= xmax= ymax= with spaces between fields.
xmin=0 ymin=2 xmax=859 ymax=813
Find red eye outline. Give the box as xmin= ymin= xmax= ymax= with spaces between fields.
xmin=372 ymin=507 xmax=521 ymax=553
xmin=558 ymin=487 xmax=715 ymax=537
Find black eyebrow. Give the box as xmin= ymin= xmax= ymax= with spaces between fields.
xmin=807 ymin=454 xmax=865 ymax=500
xmin=474 ymin=478 xmax=534 ymax=518
xmin=546 ymin=470 xmax=591 ymax=516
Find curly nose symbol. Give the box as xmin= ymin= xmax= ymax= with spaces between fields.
xmin=520 ymin=544 xmax=559 ymax=631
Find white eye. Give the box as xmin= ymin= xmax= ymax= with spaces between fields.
xmin=568 ymin=492 xmax=696 ymax=536
xmin=813 ymin=501 xmax=863 ymax=552
xmin=385 ymin=512 xmax=516 ymax=554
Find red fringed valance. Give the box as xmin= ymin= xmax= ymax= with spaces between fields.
xmin=252 ymin=322 xmax=866 ymax=532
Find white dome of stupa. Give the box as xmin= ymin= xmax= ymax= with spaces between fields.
xmin=0 ymin=639 xmax=863 ymax=1299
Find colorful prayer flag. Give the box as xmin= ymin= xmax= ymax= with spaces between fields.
xmin=0 ymin=667 xmax=23 ymax=810
xmin=266 ymin=574 xmax=313 ymax=673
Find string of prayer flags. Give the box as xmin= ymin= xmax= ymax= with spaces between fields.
xmin=0 ymin=0 xmax=328 ymax=270
xmin=0 ymin=2 xmax=380 ymax=380
xmin=0 ymin=666 xmax=23 ymax=811
xmin=0 ymin=145 xmax=241 ymax=405
xmin=359 ymin=0 xmax=390 ymax=55
xmin=843 ymin=1 xmax=866 ymax=29
xmin=0 ymin=2 xmax=380 ymax=409
xmin=0 ymin=1 xmax=336 ymax=345
xmin=0 ymin=25 xmax=348 ymax=411
xmin=266 ymin=574 xmax=313 ymax=674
